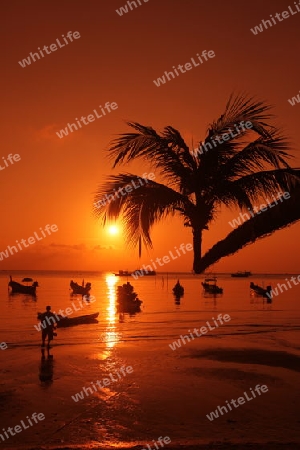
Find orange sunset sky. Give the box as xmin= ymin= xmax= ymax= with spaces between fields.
xmin=1 ymin=0 xmax=300 ymax=272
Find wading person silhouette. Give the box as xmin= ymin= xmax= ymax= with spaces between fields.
xmin=39 ymin=306 xmax=57 ymax=348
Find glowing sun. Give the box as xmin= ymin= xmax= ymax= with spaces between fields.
xmin=108 ymin=225 xmax=119 ymax=235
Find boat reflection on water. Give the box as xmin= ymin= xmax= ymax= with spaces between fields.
xmin=202 ymin=294 xmax=218 ymax=310
xmin=95 ymin=275 xmax=142 ymax=362
xmin=174 ymin=296 xmax=181 ymax=307
xmin=201 ymin=279 xmax=219 ymax=308
xmin=202 ymin=290 xmax=220 ymax=300
xmin=173 ymin=281 xmax=184 ymax=307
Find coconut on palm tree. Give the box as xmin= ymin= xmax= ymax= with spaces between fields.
xmin=93 ymin=94 xmax=300 ymax=274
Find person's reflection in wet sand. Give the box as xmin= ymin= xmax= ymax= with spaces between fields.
xmin=39 ymin=348 xmax=54 ymax=385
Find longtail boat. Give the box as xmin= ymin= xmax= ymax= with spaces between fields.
xmin=117 ymin=282 xmax=142 ymax=313
xmin=37 ymin=312 xmax=99 ymax=328
xmin=202 ymin=277 xmax=223 ymax=294
xmin=173 ymin=280 xmax=184 ymax=297
xmin=70 ymin=280 xmax=91 ymax=296
xmin=114 ymin=270 xmax=132 ymax=276
xmin=231 ymin=271 xmax=252 ymax=277
xmin=8 ymin=276 xmax=38 ymax=295
xmin=250 ymin=282 xmax=272 ymax=298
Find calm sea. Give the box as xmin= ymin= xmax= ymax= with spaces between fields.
xmin=1 ymin=270 xmax=299 ymax=348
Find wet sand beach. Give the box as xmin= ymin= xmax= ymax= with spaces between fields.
xmin=3 ymin=0 xmax=300 ymax=448
xmin=1 ymin=272 xmax=300 ymax=449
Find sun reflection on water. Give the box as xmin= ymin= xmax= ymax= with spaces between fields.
xmin=105 ymin=274 xmax=120 ymax=348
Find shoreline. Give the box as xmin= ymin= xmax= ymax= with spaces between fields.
xmin=1 ymin=338 xmax=299 ymax=449
xmin=23 ymin=443 xmax=300 ymax=450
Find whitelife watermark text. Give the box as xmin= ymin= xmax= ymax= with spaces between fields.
xmin=228 ymin=191 xmax=291 ymax=229
xmin=18 ymin=31 xmax=81 ymax=68
xmin=56 ymin=102 xmax=118 ymax=139
xmin=116 ymin=0 xmax=149 ymax=16
xmin=192 ymin=121 xmax=253 ymax=157
xmin=132 ymin=243 xmax=193 ymax=279
xmin=169 ymin=313 xmax=231 ymax=350
xmin=71 ymin=365 xmax=133 ymax=402
xmin=34 ymin=295 xmax=96 ymax=331
xmin=94 ymin=172 xmax=155 ymax=209
xmin=250 ymin=1 xmax=300 ymax=35
xmin=0 ymin=412 xmax=45 ymax=443
xmin=0 ymin=224 xmax=58 ymax=261
xmin=266 ymin=275 xmax=300 ymax=299
xmin=0 ymin=153 xmax=21 ymax=172
xmin=288 ymin=90 xmax=300 ymax=106
xmin=141 ymin=436 xmax=171 ymax=450
xmin=206 ymin=384 xmax=269 ymax=421
xmin=153 ymin=50 xmax=215 ymax=87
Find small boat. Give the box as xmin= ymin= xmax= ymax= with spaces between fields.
xmin=57 ymin=312 xmax=99 ymax=327
xmin=70 ymin=280 xmax=91 ymax=296
xmin=8 ymin=276 xmax=38 ymax=295
xmin=117 ymin=282 xmax=142 ymax=313
xmin=37 ymin=312 xmax=99 ymax=328
xmin=231 ymin=271 xmax=252 ymax=278
xmin=202 ymin=277 xmax=223 ymax=294
xmin=250 ymin=282 xmax=272 ymax=298
xmin=114 ymin=270 xmax=132 ymax=277
xmin=172 ymin=280 xmax=184 ymax=297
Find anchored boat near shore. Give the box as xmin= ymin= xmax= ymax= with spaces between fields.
xmin=8 ymin=276 xmax=39 ymax=296
xmin=250 ymin=281 xmax=272 ymax=300
xmin=117 ymin=282 xmax=142 ymax=314
xmin=70 ymin=280 xmax=91 ymax=296
xmin=37 ymin=312 xmax=99 ymax=328
xmin=231 ymin=271 xmax=252 ymax=278
xmin=172 ymin=280 xmax=184 ymax=298
xmin=114 ymin=269 xmax=156 ymax=276
xmin=202 ymin=277 xmax=223 ymax=294
xmin=114 ymin=270 xmax=132 ymax=277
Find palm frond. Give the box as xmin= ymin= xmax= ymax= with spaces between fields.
xmin=207 ymin=93 xmax=274 ymax=139
xmin=93 ymin=174 xmax=189 ymax=249
xmin=220 ymin=132 xmax=292 ymax=179
xmin=108 ymin=122 xmax=196 ymax=194
xmin=231 ymin=168 xmax=300 ymax=202
xmin=109 ymin=123 xmax=163 ymax=167
xmin=94 ymin=93 xmax=300 ymax=270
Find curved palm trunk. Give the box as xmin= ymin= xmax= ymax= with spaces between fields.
xmin=192 ymin=227 xmax=203 ymax=274
xmin=196 ymin=186 xmax=300 ymax=273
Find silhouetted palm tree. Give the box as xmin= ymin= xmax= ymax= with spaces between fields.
xmin=198 ymin=176 xmax=300 ymax=272
xmin=94 ymin=94 xmax=299 ymax=273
